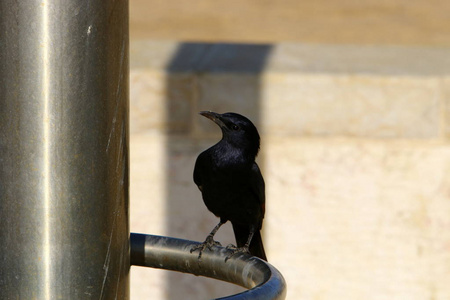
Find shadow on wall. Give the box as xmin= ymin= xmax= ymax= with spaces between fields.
xmin=164 ymin=43 xmax=272 ymax=299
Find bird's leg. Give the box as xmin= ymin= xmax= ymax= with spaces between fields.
xmin=225 ymin=225 xmax=255 ymax=261
xmin=191 ymin=220 xmax=225 ymax=260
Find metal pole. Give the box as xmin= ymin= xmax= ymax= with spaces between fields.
xmin=131 ymin=233 xmax=287 ymax=300
xmin=0 ymin=1 xmax=129 ymax=299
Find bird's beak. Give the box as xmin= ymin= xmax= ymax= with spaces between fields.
xmin=199 ymin=111 xmax=226 ymax=128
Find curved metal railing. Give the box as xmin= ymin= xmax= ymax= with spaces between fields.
xmin=131 ymin=233 xmax=287 ymax=300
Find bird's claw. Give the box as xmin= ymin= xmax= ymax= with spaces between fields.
xmin=224 ymin=244 xmax=250 ymax=262
xmin=225 ymin=243 xmax=237 ymax=250
xmin=190 ymin=236 xmax=221 ymax=260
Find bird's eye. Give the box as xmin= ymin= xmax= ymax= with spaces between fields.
xmin=231 ymin=125 xmax=240 ymax=131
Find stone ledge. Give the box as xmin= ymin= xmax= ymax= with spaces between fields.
xmin=130 ymin=41 xmax=450 ymax=139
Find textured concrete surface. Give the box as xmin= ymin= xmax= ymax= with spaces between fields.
xmin=130 ymin=41 xmax=450 ymax=138
xmin=265 ymin=138 xmax=450 ymax=299
xmin=129 ymin=40 xmax=450 ymax=299
xmin=130 ymin=0 xmax=450 ymax=46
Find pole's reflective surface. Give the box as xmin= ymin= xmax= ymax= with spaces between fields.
xmin=0 ymin=1 xmax=129 ymax=299
xmin=131 ymin=233 xmax=287 ymax=300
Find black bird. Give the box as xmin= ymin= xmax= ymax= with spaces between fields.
xmin=191 ymin=111 xmax=267 ymax=261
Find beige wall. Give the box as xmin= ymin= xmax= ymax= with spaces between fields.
xmin=129 ymin=2 xmax=450 ymax=299
xmin=130 ymin=0 xmax=450 ymax=46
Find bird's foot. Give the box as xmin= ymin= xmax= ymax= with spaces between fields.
xmin=224 ymin=244 xmax=250 ymax=262
xmin=190 ymin=235 xmax=222 ymax=261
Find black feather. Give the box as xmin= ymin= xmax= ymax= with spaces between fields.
xmin=192 ymin=111 xmax=267 ymax=261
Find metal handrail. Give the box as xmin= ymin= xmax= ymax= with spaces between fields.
xmin=130 ymin=233 xmax=287 ymax=300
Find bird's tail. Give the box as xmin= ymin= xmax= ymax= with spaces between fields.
xmin=232 ymin=223 xmax=267 ymax=261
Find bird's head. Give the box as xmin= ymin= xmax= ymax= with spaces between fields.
xmin=200 ymin=111 xmax=261 ymax=159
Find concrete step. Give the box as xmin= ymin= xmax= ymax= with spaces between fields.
xmin=130 ymin=40 xmax=450 ymax=139
xmin=130 ymin=0 xmax=450 ymax=46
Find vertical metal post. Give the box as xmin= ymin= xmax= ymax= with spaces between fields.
xmin=0 ymin=1 xmax=129 ymax=299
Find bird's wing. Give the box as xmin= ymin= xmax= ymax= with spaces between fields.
xmin=251 ymin=162 xmax=265 ymax=217
xmin=193 ymin=152 xmax=205 ymax=191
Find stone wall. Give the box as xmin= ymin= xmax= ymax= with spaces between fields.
xmin=129 ymin=2 xmax=450 ymax=299
xmin=129 ymin=40 xmax=450 ymax=299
